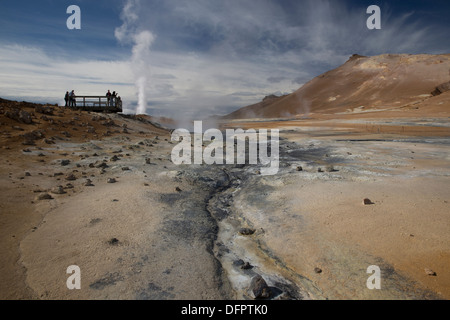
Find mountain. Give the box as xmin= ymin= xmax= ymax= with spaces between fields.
xmin=223 ymin=53 xmax=450 ymax=119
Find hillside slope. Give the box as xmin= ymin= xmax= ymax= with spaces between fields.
xmin=224 ymin=53 xmax=450 ymax=119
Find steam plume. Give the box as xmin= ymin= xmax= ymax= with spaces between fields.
xmin=115 ymin=0 xmax=155 ymax=115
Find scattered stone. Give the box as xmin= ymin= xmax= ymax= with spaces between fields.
xmin=43 ymin=138 xmax=55 ymax=145
xmin=51 ymin=186 xmax=66 ymax=194
xmin=86 ymin=127 xmax=96 ymax=134
xmin=61 ymin=159 xmax=71 ymax=166
xmin=102 ymin=119 xmax=116 ymax=127
xmin=65 ymin=174 xmax=77 ymax=181
xmin=425 ymin=268 xmax=437 ymax=276
xmin=6 ymin=109 xmax=33 ymax=124
xmin=96 ymin=162 xmax=108 ymax=169
xmin=65 ymin=183 xmax=74 ymax=189
xmin=241 ymin=262 xmax=253 ymax=270
xmin=84 ymin=179 xmax=94 ymax=186
xmin=325 ymin=165 xmax=337 ymax=172
xmin=107 ymin=178 xmax=117 ymax=183
xmin=176 ymin=187 xmax=182 ymax=192
xmin=35 ymin=105 xmax=54 ymax=115
xmin=110 ymin=155 xmax=119 ymax=162
xmin=296 ymin=166 xmax=303 ymax=171
xmin=25 ymin=172 xmax=31 ymax=176
xmin=318 ymin=168 xmax=323 ymax=173
xmin=363 ymin=198 xmax=374 ymax=205
xmin=36 ymin=193 xmax=53 ymax=200
xmin=90 ymin=218 xmax=102 ymax=225
xmin=249 ymin=275 xmax=271 ymax=299
xmin=108 ymin=238 xmax=119 ymax=245
xmin=22 ymin=149 xmax=31 ymax=153
xmin=239 ymin=228 xmax=256 ymax=236
xmin=121 ymin=166 xmax=130 ymax=171
xmin=145 ymin=158 xmax=152 ymax=164
xmin=314 ymin=267 xmax=322 ymax=274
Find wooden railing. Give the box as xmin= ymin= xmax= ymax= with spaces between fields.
xmin=66 ymin=96 xmax=122 ymax=112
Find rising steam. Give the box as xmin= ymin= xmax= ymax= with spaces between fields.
xmin=115 ymin=0 xmax=155 ymax=115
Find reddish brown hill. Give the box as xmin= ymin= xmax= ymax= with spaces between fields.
xmin=224 ymin=53 xmax=450 ymax=119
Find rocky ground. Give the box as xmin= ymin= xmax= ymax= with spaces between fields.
xmin=0 ymin=98 xmax=449 ymax=300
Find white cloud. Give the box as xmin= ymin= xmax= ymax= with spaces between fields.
xmin=1 ymin=0 xmax=445 ymax=119
xmin=0 ymin=44 xmax=135 ymax=106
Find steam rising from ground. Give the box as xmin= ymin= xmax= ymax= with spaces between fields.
xmin=115 ymin=0 xmax=155 ymax=115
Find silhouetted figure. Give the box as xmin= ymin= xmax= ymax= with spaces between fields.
xmin=106 ymin=90 xmax=111 ymax=106
xmin=112 ymin=91 xmax=117 ymax=106
xmin=70 ymin=90 xmax=76 ymax=107
xmin=64 ymin=91 xmax=69 ymax=107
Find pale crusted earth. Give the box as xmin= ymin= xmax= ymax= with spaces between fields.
xmin=1 ymin=102 xmax=449 ymax=300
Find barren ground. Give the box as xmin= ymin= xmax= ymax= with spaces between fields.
xmin=0 ymin=101 xmax=449 ymax=300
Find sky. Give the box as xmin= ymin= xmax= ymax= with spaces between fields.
xmin=0 ymin=0 xmax=449 ymax=119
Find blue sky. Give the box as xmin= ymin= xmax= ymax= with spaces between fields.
xmin=0 ymin=0 xmax=449 ymax=119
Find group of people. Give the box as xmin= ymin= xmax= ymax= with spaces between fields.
xmin=106 ymin=90 xmax=121 ymax=107
xmin=64 ymin=90 xmax=76 ymax=107
xmin=63 ymin=90 xmax=122 ymax=108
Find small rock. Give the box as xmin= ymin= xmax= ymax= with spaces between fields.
xmin=239 ymin=228 xmax=256 ymax=236
xmin=61 ymin=159 xmax=71 ymax=166
xmin=25 ymin=172 xmax=31 ymax=176
xmin=107 ymin=178 xmax=117 ymax=184
xmin=176 ymin=187 xmax=182 ymax=192
xmin=296 ymin=166 xmax=303 ymax=171
xmin=121 ymin=166 xmax=130 ymax=171
xmin=43 ymin=138 xmax=55 ymax=144
xmin=108 ymin=238 xmax=119 ymax=245
xmin=96 ymin=162 xmax=108 ymax=169
xmin=425 ymin=268 xmax=437 ymax=276
xmin=314 ymin=267 xmax=322 ymax=274
xmin=65 ymin=173 xmax=77 ymax=181
xmin=36 ymin=193 xmax=53 ymax=200
xmin=51 ymin=186 xmax=66 ymax=194
xmin=241 ymin=262 xmax=253 ymax=270
xmin=84 ymin=179 xmax=94 ymax=186
xmin=363 ymin=198 xmax=374 ymax=205
xmin=249 ymin=275 xmax=271 ymax=299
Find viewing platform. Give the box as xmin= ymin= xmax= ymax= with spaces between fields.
xmin=67 ymin=96 xmax=122 ymax=113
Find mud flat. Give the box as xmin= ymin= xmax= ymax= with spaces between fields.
xmin=218 ymin=117 xmax=450 ymax=300
xmin=1 ymin=103 xmax=449 ymax=300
